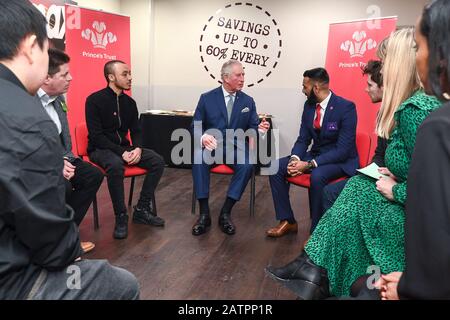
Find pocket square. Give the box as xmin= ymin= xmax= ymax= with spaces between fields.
xmin=241 ymin=107 xmax=250 ymax=113
xmin=326 ymin=122 xmax=338 ymax=131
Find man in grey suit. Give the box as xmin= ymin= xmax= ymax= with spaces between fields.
xmin=38 ymin=48 xmax=104 ymax=253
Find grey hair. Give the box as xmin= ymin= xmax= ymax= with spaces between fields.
xmin=221 ymin=59 xmax=242 ymax=80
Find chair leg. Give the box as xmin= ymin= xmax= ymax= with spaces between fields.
xmin=250 ymin=167 xmax=256 ymax=216
xmin=152 ymin=193 xmax=157 ymax=214
xmin=191 ymin=187 xmax=196 ymax=215
xmin=128 ymin=177 xmax=135 ymax=207
xmin=93 ymin=196 xmax=99 ymax=230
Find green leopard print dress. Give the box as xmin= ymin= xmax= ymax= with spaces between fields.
xmin=304 ymin=90 xmax=442 ymax=297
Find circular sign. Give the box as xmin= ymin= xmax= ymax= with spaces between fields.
xmin=199 ymin=3 xmax=282 ymax=87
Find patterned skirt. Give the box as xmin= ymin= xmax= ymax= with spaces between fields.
xmin=304 ymin=174 xmax=405 ymax=296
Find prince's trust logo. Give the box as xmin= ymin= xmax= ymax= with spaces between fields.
xmin=82 ymin=21 xmax=118 ymax=49
xmin=340 ymin=31 xmax=377 ymax=58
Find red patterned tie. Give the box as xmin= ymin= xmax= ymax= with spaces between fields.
xmin=313 ymin=103 xmax=321 ymax=130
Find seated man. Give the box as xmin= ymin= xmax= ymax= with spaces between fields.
xmin=191 ymin=59 xmax=270 ymax=236
xmin=322 ymin=60 xmax=387 ymax=213
xmin=85 ymin=60 xmax=165 ymax=240
xmin=38 ymin=48 xmax=104 ymax=253
xmin=0 ymin=0 xmax=138 ymax=300
xmin=267 ymin=67 xmax=358 ymax=237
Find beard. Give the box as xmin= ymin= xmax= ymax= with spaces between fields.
xmin=306 ymin=89 xmax=318 ymax=105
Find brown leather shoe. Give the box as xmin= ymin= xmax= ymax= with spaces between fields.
xmin=266 ymin=221 xmax=298 ymax=237
xmin=81 ymin=241 xmax=95 ymax=254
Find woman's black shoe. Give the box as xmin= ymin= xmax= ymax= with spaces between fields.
xmin=265 ymin=251 xmax=330 ymax=300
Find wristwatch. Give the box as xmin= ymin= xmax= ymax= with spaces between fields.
xmin=306 ymin=160 xmax=315 ymax=170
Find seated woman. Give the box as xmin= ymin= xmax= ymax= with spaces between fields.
xmin=377 ymin=0 xmax=450 ymax=300
xmin=265 ymin=27 xmax=442 ymax=299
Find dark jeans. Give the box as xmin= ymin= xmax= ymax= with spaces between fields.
xmin=65 ymin=158 xmax=104 ymax=225
xmin=322 ymin=178 xmax=349 ymax=214
xmin=27 ymin=259 xmax=139 ymax=300
xmin=89 ymin=148 xmax=165 ymax=215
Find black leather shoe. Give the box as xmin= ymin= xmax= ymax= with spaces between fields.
xmin=265 ymin=251 xmax=330 ymax=300
xmin=113 ymin=213 xmax=129 ymax=239
xmin=192 ymin=214 xmax=211 ymax=236
xmin=133 ymin=204 xmax=165 ymax=226
xmin=218 ymin=213 xmax=235 ymax=235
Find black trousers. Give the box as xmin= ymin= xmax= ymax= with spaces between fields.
xmin=65 ymin=158 xmax=104 ymax=225
xmin=89 ymin=148 xmax=165 ymax=216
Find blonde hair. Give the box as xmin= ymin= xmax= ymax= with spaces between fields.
xmin=376 ymin=28 xmax=422 ymax=139
xmin=376 ymin=37 xmax=388 ymax=61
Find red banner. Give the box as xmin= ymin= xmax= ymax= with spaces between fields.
xmin=325 ymin=17 xmax=397 ymax=157
xmin=65 ymin=5 xmax=131 ymax=151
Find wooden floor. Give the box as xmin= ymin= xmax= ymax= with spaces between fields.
xmin=79 ymin=167 xmax=312 ymax=300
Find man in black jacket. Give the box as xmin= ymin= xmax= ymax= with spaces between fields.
xmin=321 ymin=60 xmax=388 ymax=213
xmin=0 ymin=0 xmax=139 ymax=299
xmin=85 ymin=60 xmax=165 ymax=239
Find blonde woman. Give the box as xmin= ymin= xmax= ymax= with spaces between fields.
xmin=266 ymin=27 xmax=442 ymax=299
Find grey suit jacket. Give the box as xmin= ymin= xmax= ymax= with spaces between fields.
xmin=53 ymin=96 xmax=77 ymax=161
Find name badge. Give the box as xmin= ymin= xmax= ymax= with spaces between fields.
xmin=326 ymin=122 xmax=338 ymax=131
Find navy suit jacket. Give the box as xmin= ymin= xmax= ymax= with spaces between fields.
xmin=291 ymin=92 xmax=359 ymax=176
xmin=192 ymin=86 xmax=259 ymax=151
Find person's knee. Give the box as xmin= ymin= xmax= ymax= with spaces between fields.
xmin=104 ymin=262 xmax=140 ymax=300
xmin=106 ymin=158 xmax=125 ymax=176
xmin=92 ymin=167 xmax=105 ymax=186
xmin=310 ymin=170 xmax=327 ymax=186
xmin=116 ymin=268 xmax=140 ymax=300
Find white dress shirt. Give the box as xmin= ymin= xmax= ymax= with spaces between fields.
xmin=314 ymin=91 xmax=332 ymax=127
xmin=37 ymin=88 xmax=62 ymax=134
xmin=291 ymin=91 xmax=333 ymax=167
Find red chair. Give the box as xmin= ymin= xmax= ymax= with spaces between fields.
xmin=191 ymin=164 xmax=256 ymax=216
xmin=286 ymin=131 xmax=372 ymax=189
xmin=74 ymin=122 xmax=149 ymax=230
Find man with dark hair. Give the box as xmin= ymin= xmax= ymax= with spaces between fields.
xmin=0 ymin=0 xmax=139 ymax=300
xmin=86 ymin=60 xmax=165 ymax=239
xmin=322 ymin=60 xmax=387 ymax=214
xmin=267 ymin=67 xmax=358 ymax=236
xmin=38 ymin=48 xmax=104 ymax=254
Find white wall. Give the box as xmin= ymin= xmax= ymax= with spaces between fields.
xmin=75 ymin=0 xmax=121 ymax=14
xmin=148 ymin=0 xmax=428 ymax=156
xmin=120 ymin=0 xmax=152 ymax=110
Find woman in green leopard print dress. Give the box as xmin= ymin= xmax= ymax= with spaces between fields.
xmin=304 ymin=90 xmax=441 ymax=296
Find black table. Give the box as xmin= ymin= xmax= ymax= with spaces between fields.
xmin=140 ymin=112 xmax=274 ymax=168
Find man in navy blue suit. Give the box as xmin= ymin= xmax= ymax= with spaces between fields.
xmin=191 ymin=60 xmax=270 ymax=236
xmin=267 ymin=68 xmax=358 ymax=237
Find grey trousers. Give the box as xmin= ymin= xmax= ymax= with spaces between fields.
xmin=27 ymin=259 xmax=140 ymax=300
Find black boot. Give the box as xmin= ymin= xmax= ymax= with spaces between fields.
xmin=133 ymin=199 xmax=165 ymax=226
xmin=192 ymin=214 xmax=211 ymax=236
xmin=113 ymin=213 xmax=129 ymax=239
xmin=265 ymin=251 xmax=330 ymax=300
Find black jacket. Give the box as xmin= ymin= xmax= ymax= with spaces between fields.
xmin=0 ymin=64 xmax=81 ymax=299
xmin=398 ymin=102 xmax=450 ymax=299
xmin=372 ymin=136 xmax=388 ymax=167
xmin=85 ymin=86 xmax=142 ymax=156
